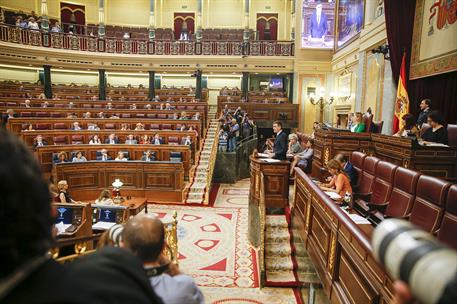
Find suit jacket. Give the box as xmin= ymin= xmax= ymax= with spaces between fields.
xmin=273 ymin=131 xmax=288 ymax=160
xmin=105 ymin=138 xmax=119 ymax=144
xmin=96 ymin=155 xmax=112 ymax=161
xmin=344 ymin=162 xmax=358 ymax=187
xmin=141 ymin=155 xmax=156 ymax=161
xmin=33 ymin=140 xmax=48 ymax=150
xmin=309 ymin=10 xmax=328 ymax=38
xmin=416 ymin=109 xmax=430 ymax=127
xmin=152 ymin=139 xmax=164 ymax=145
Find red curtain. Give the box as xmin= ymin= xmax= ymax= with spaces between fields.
xmin=385 ymin=0 xmax=457 ymax=124
xmin=256 ymin=13 xmax=278 ymax=41
xmin=60 ymin=2 xmax=86 ymax=34
xmin=173 ymin=13 xmax=195 ymax=40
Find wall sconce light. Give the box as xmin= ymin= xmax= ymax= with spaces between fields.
xmin=310 ymin=87 xmax=334 ymax=123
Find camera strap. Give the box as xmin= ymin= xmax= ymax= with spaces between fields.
xmin=145 ymin=263 xmax=170 ymax=277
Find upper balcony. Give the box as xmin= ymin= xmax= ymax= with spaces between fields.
xmin=0 ymin=24 xmax=294 ymax=57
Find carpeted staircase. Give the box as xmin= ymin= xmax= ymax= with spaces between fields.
xmin=264 ymin=214 xmax=319 ymax=287
xmin=184 ymin=118 xmax=219 ymax=204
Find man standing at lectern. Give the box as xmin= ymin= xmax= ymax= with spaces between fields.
xmin=268 ymin=121 xmax=287 ymax=160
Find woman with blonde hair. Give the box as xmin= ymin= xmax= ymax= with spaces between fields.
xmin=56 ymin=180 xmax=78 ymax=203
xmin=319 ymin=159 xmax=352 ymax=197
xmin=95 ymin=189 xmax=114 ymax=205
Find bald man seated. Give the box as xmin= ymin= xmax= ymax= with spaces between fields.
xmin=122 ymin=214 xmax=204 ymax=304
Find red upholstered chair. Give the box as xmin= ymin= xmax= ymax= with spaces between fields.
xmin=157 ymin=114 xmax=167 ymax=119
xmin=36 ymin=123 xmax=51 ymax=130
xmin=104 ymin=123 xmax=115 ymax=130
xmin=355 ymin=160 xmax=397 ymax=215
xmin=51 ymin=112 xmax=64 ymax=118
xmin=71 ymin=135 xmax=84 ymax=145
xmin=136 ymin=113 xmax=145 ymax=118
xmin=353 ymin=156 xmax=379 ymax=200
xmin=21 ymin=112 xmax=32 ymax=117
xmin=54 ymin=104 xmax=65 ymax=108
xmin=409 ymin=175 xmax=450 ymax=234
xmin=186 ymin=105 xmax=196 ymax=110
xmin=53 ymin=136 xmax=67 ymax=145
xmin=371 ymin=121 xmax=384 ymax=134
xmin=93 ymin=104 xmax=102 ymax=109
xmin=168 ymin=136 xmax=179 ymax=145
xmin=147 ymin=114 xmax=157 ymax=118
xmin=447 ymin=124 xmax=457 ymax=146
xmin=83 ymin=104 xmax=92 ymax=108
xmin=350 ymin=151 xmax=366 ymax=189
xmin=150 ymin=124 xmax=160 ymax=131
xmin=7 ymin=102 xmax=16 ymax=107
xmin=177 ymin=106 xmax=186 ymax=110
xmin=121 ymin=114 xmax=131 ymax=118
xmin=162 ymin=124 xmax=172 ymax=130
xmin=53 ymin=123 xmax=67 ymax=130
xmin=437 ymin=185 xmax=457 ymax=250
xmin=196 ymin=106 xmax=205 ymax=111
xmin=115 ymin=104 xmax=125 ymax=109
xmin=36 ymin=112 xmax=49 ymax=117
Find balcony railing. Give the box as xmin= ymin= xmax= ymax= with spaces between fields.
xmin=0 ymin=24 xmax=294 ymax=56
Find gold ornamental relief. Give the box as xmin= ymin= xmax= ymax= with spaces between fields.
xmin=328 ymin=232 xmax=337 ymax=273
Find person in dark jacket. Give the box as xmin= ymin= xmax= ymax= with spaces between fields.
xmin=268 ymin=120 xmax=288 ymax=160
xmin=421 ymin=110 xmax=448 ymax=145
xmin=334 ymin=153 xmax=358 ymax=187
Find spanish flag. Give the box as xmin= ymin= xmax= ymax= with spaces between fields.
xmin=393 ymin=53 xmax=410 ymax=133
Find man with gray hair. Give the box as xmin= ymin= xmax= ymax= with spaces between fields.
xmin=122 ymin=214 xmax=204 ymax=304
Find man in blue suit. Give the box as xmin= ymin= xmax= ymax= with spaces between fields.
xmin=309 ymin=3 xmax=328 ymax=39
xmin=268 ymin=120 xmax=288 ymax=160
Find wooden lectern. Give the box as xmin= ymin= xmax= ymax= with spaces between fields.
xmin=249 ymin=154 xmax=290 ymax=208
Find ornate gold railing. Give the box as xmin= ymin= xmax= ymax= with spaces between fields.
xmin=204 ymin=123 xmax=220 ymax=205
xmin=0 ymin=24 xmax=294 ymax=56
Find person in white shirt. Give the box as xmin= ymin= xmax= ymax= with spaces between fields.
xmin=125 ymin=134 xmax=138 ymax=145
xmin=72 ymin=122 xmax=82 ymax=131
xmin=152 ymin=134 xmax=162 ymax=145
xmin=181 ymin=136 xmax=192 ymax=146
xmin=115 ymin=151 xmax=128 ymax=161
xmin=72 ymin=151 xmax=87 ymax=162
xmin=28 ymin=17 xmax=39 ymax=30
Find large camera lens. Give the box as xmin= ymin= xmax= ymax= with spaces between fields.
xmin=372 ymin=219 xmax=457 ymax=304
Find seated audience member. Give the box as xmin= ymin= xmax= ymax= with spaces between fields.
xmin=72 ymin=151 xmax=87 ymax=162
xmin=83 ymin=112 xmax=91 ymax=119
xmin=52 ymin=94 xmax=59 ymax=100
xmin=68 ymin=102 xmax=75 ymax=109
xmin=33 ymin=135 xmax=48 ymax=150
xmin=180 ymin=111 xmax=189 ymax=120
xmin=106 ymin=102 xmax=113 ymax=109
xmin=165 ymin=103 xmax=174 ymax=110
xmin=51 ymin=21 xmax=62 ymax=32
xmin=145 ymin=104 xmax=152 ymax=110
xmin=130 ymin=104 xmax=137 ymax=110
xmin=23 ymin=99 xmax=32 ymax=107
xmin=88 ymin=123 xmax=100 ymax=131
xmin=66 ymin=113 xmax=77 ymax=119
xmin=23 ymin=123 xmax=35 ymax=132
xmin=421 ymin=110 xmax=448 ymax=145
xmin=152 ymin=134 xmax=163 ymax=145
xmin=287 ymin=134 xmax=302 ymax=156
xmin=41 ymin=101 xmax=49 ymax=108
xmin=334 ymin=153 xmax=357 ymax=187
xmin=105 ymin=133 xmax=119 ymax=144
xmin=192 ymin=112 xmax=201 ymax=120
xmin=319 ymin=159 xmax=352 ymax=197
xmin=91 ymin=95 xmax=97 ymax=101
xmin=416 ymin=98 xmax=431 ymax=127
xmin=181 ymin=136 xmax=192 ymax=146
xmin=135 ymin=123 xmax=145 ymax=131
xmin=125 ymin=134 xmax=138 ymax=145
xmin=394 ymin=113 xmax=419 ymax=138
xmin=179 ymin=124 xmax=187 ymax=131
xmin=97 ymin=149 xmax=111 ymax=161
xmin=309 ymin=121 xmax=320 ymax=139
xmin=350 ymin=112 xmax=366 ymax=133
xmin=95 ymin=189 xmax=114 ymax=205
xmin=159 ymin=103 xmax=165 ymax=110
xmin=121 ymin=123 xmax=130 ymax=131
xmin=2 ymin=109 xmax=16 ymax=127
xmin=115 ymin=151 xmax=128 ymax=161
xmin=141 ymin=150 xmax=156 ymax=161
xmin=54 ymin=152 xmax=68 ymax=164
xmin=110 ymin=114 xmax=120 ymax=119
xmin=172 ymin=113 xmax=179 ymax=120
xmin=56 ymin=180 xmax=78 ymax=203
xmin=97 ymin=112 xmax=105 ymax=119
xmin=289 ymin=138 xmax=313 ymax=175
xmin=28 ymin=17 xmax=39 ymax=30
xmin=140 ymin=134 xmax=151 ymax=144
xmin=122 ymin=214 xmax=204 ymax=304
xmin=89 ymin=134 xmax=102 ymax=144
xmin=72 ymin=122 xmax=82 ymax=131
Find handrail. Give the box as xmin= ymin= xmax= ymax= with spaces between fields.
xmin=204 ymin=124 xmax=220 ymax=204
xmin=0 ymin=23 xmax=294 ymax=56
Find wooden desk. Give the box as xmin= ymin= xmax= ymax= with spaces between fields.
xmin=371 ymin=134 xmax=457 ymax=180
xmin=38 ymin=144 xmax=191 ymax=178
xmin=54 ymin=161 xmax=184 ymax=202
xmin=293 ymin=168 xmax=394 ymax=304
xmin=122 ymin=197 xmax=148 ymax=216
xmin=250 ymin=155 xmax=290 ymax=208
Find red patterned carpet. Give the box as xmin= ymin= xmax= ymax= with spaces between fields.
xmin=148 ymin=205 xmax=259 ymax=288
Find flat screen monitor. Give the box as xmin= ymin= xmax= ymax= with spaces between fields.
xmin=269 ymin=77 xmax=283 ymax=90
xmin=55 ymin=207 xmax=73 ymax=224
xmin=98 ymin=208 xmax=117 ymax=223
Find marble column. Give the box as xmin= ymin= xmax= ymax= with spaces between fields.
xmin=40 ymin=0 xmax=49 ymax=31
xmin=242 ymin=72 xmax=249 ymax=100
xmin=243 ymin=0 xmax=250 ymax=42
xmin=195 ymin=70 xmax=202 ymax=100
xmin=290 ymin=0 xmax=296 ymax=40
xmin=98 ymin=0 xmax=105 ymax=38
xmin=43 ymin=65 xmax=52 ymax=99
xmin=288 ymin=73 xmax=294 ymax=103
xmin=196 ymin=0 xmax=203 ymax=42
xmin=98 ymin=69 xmax=106 ymax=100
xmin=148 ymin=0 xmax=156 ymax=40
xmin=149 ymin=71 xmax=156 ymax=100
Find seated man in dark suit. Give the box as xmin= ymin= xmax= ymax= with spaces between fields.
xmin=267 ymin=120 xmax=288 ymax=160
xmin=0 ymin=129 xmax=163 ymax=304
xmin=97 ymin=149 xmax=112 ymax=161
xmin=141 ymin=150 xmax=156 ymax=161
xmin=105 ymin=133 xmax=120 ymax=144
xmin=32 ymin=135 xmax=48 ymax=150
xmin=334 ymin=153 xmax=358 ymax=187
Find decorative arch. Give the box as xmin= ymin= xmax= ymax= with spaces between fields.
xmin=173 ymin=13 xmax=195 ymax=40
xmin=60 ymin=2 xmax=86 ymax=35
xmin=256 ymin=13 xmax=278 ymax=41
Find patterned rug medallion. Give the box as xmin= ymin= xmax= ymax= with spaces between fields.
xmin=148 ymin=204 xmax=259 ymax=288
xmin=200 ymin=286 xmax=302 ymax=304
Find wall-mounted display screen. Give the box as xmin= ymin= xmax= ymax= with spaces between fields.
xmin=269 ymin=77 xmax=284 ymax=90
xmin=335 ymin=0 xmax=364 ymax=50
xmin=301 ymin=0 xmax=336 ymax=49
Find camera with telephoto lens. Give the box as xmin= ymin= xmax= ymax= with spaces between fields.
xmin=371 ymin=219 xmax=457 ymax=304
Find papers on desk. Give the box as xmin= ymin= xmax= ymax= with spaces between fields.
xmin=262 ymin=158 xmax=281 ymax=163
xmin=340 ymin=209 xmax=371 ymax=225
xmin=257 ymin=153 xmax=269 ymax=158
xmin=92 ymin=221 xmax=116 ymax=230
xmin=423 ymin=142 xmax=449 ymax=147
xmin=324 ymin=191 xmax=341 ymax=200
xmin=55 ymin=222 xmax=71 ymax=235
